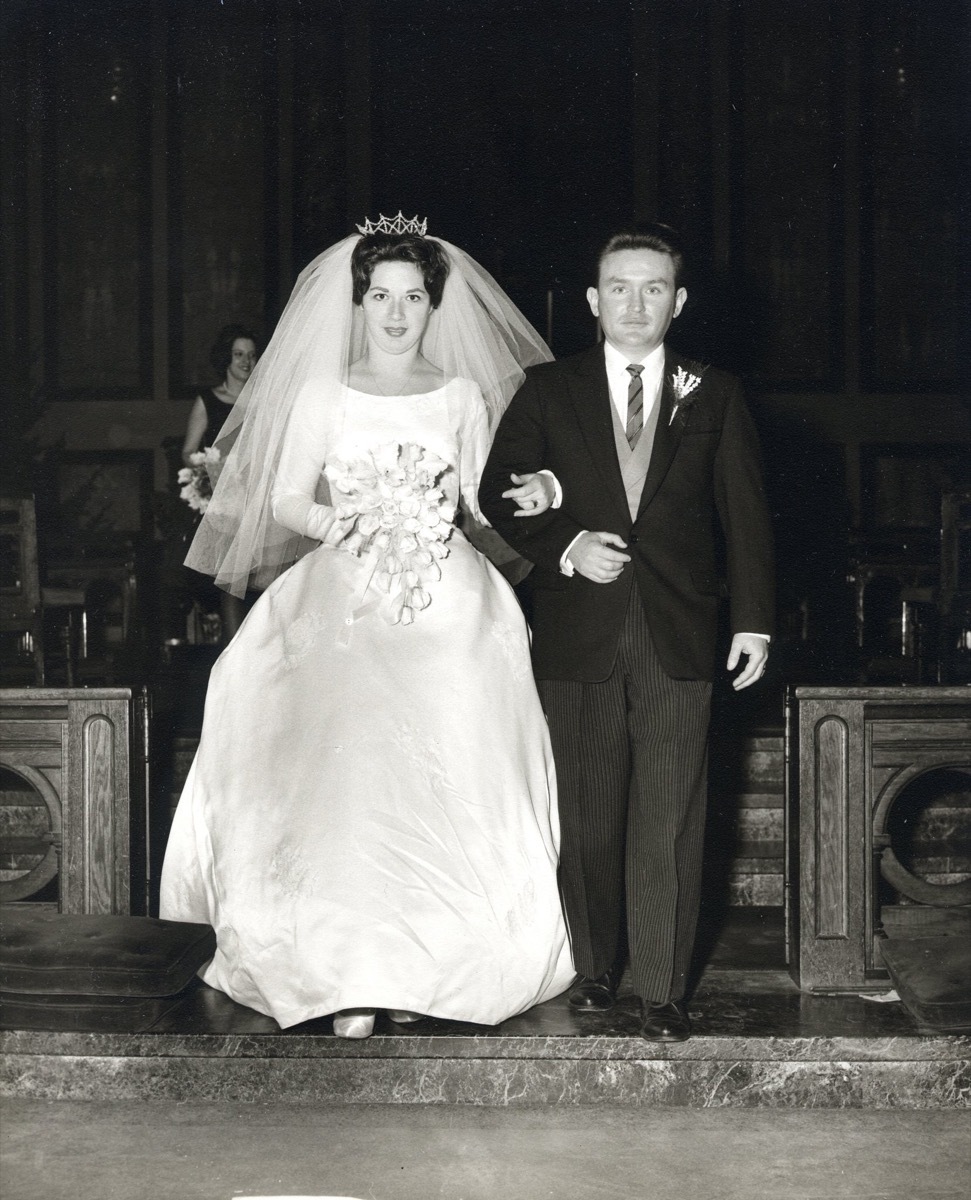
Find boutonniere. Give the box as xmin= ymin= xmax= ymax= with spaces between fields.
xmin=669 ymin=365 xmax=705 ymax=425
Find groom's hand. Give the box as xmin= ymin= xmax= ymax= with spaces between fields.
xmin=727 ymin=633 xmax=769 ymax=690
xmin=503 ymin=472 xmax=556 ymax=517
xmin=567 ymin=532 xmax=630 ymax=584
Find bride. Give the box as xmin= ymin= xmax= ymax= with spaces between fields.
xmin=160 ymin=216 xmax=575 ymax=1036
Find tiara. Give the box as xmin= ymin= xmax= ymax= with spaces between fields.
xmin=356 ymin=211 xmax=428 ymax=237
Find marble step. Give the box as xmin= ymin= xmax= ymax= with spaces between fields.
xmin=5 ymin=909 xmax=965 ymax=1107
xmin=2 ymin=972 xmax=967 ymax=1109
xmin=709 ymin=737 xmax=784 ymax=793
xmin=724 ymin=838 xmax=784 ymax=904
xmin=734 ymin=808 xmax=782 ymax=839
xmin=727 ymin=874 xmax=782 ymax=906
xmin=714 ymin=790 xmax=784 ymax=808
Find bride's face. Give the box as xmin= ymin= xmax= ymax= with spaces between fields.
xmin=360 ymin=261 xmax=433 ymax=356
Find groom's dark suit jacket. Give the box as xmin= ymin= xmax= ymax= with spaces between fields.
xmin=479 ymin=343 xmax=774 ymax=682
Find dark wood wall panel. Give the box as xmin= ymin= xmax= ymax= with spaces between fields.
xmin=655 ymin=3 xmax=713 ymax=256
xmin=1 ymin=19 xmax=36 ymax=430
xmin=169 ymin=1 xmax=270 ymax=392
xmin=46 ymin=5 xmax=150 ymax=396
xmin=368 ymin=0 xmax=633 ymax=350
xmin=5 ymin=0 xmax=965 ymax=419
xmin=862 ymin=0 xmax=964 ymax=390
xmin=291 ymin=6 xmax=347 ymax=274
xmin=739 ymin=0 xmax=838 ymax=388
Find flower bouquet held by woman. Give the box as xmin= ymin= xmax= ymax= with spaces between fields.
xmin=178 ymin=325 xmax=260 ymax=641
xmin=160 ymin=215 xmax=575 ymax=1037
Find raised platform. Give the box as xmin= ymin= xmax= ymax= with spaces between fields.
xmin=3 ymin=912 xmax=968 ymax=1109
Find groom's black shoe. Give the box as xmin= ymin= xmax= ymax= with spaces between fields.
xmin=640 ymin=1000 xmax=691 ymax=1042
xmin=568 ymin=971 xmax=618 ymax=1012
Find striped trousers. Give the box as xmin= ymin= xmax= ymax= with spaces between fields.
xmin=538 ymin=590 xmax=712 ymax=1004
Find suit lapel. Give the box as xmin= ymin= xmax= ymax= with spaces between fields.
xmin=636 ymin=348 xmax=685 ymax=517
xmin=567 ymin=345 xmax=631 ymax=525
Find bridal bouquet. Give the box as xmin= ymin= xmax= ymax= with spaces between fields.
xmin=177 ymin=447 xmax=221 ymax=514
xmin=325 ymin=442 xmax=456 ymax=625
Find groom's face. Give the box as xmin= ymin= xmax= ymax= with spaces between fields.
xmin=587 ymin=248 xmax=687 ymax=357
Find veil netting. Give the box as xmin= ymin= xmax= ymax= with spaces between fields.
xmin=184 ymin=233 xmax=552 ymax=598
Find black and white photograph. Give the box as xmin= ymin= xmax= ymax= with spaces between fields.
xmin=1 ymin=2 xmax=968 ymax=1198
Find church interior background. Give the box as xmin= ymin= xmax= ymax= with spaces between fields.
xmin=1 ymin=2 xmax=969 ymax=1197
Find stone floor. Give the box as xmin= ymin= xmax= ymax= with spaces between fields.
xmin=2 ymin=1100 xmax=969 ymax=1200
xmin=3 ymin=908 xmax=969 ymax=1199
xmin=3 ymin=910 xmax=969 ymax=1109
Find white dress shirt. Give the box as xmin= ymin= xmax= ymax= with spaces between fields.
xmin=603 ymin=338 xmax=666 ymax=431
xmin=557 ymin=340 xmax=664 ymax=575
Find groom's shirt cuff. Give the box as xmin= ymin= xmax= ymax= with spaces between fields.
xmin=560 ymin=532 xmax=586 ymax=576
xmin=538 ymin=469 xmax=562 ymax=508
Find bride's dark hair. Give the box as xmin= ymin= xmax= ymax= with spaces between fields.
xmin=351 ymin=233 xmax=450 ymax=309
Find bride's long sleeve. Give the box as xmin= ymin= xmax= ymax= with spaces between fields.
xmin=455 ymin=381 xmax=492 ymax=525
xmin=455 ymin=379 xmax=532 ymax=583
xmin=270 ymin=381 xmax=344 ymax=543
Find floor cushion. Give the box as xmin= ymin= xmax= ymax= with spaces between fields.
xmin=0 ymin=909 xmax=216 ymax=1031
xmin=880 ymin=934 xmax=971 ymax=1035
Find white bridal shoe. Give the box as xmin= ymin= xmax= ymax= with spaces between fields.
xmin=386 ymin=1010 xmax=423 ymax=1024
xmin=332 ymin=1008 xmax=376 ymax=1039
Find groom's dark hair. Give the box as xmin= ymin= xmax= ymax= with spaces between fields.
xmin=595 ymin=222 xmax=686 ymax=288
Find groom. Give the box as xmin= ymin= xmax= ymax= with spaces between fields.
xmin=479 ymin=223 xmax=774 ymax=1041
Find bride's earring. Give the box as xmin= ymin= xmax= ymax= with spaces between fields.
xmin=333 ymin=1008 xmax=376 ymax=1038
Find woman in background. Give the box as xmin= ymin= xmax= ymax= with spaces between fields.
xmin=181 ymin=324 xmax=259 ymax=640
xmin=182 ymin=324 xmax=259 ymax=465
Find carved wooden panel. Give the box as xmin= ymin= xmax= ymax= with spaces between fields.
xmin=790 ymin=687 xmax=971 ymax=992
xmin=814 ymin=716 xmax=849 ymax=939
xmin=0 ymin=689 xmax=132 ymax=914
xmin=795 ymin=698 xmax=870 ymax=990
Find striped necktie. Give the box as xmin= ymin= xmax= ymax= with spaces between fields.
xmin=625 ymin=363 xmax=644 ymax=450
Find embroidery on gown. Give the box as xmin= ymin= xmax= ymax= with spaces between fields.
xmin=391 ymin=723 xmax=455 ymax=801
xmin=282 ymin=609 xmax=333 ymax=667
xmin=269 ymin=843 xmax=320 ymax=899
xmin=504 ymin=876 xmax=538 ymax=936
xmin=490 ymin=619 xmax=531 ymax=680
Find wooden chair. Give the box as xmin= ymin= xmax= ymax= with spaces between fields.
xmin=0 ymin=497 xmax=86 ymax=686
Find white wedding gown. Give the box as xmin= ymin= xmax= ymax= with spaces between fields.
xmin=160 ymin=378 xmax=574 ymax=1029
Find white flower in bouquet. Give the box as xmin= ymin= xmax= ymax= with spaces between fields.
xmin=177 ymin=447 xmax=221 ymax=514
xmin=325 ymin=442 xmax=456 ymax=625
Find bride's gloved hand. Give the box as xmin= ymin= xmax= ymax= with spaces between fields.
xmin=503 ymin=472 xmax=557 ymax=517
xmin=273 ymin=491 xmax=354 ymax=547
xmin=307 ymin=505 xmax=354 ymax=547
